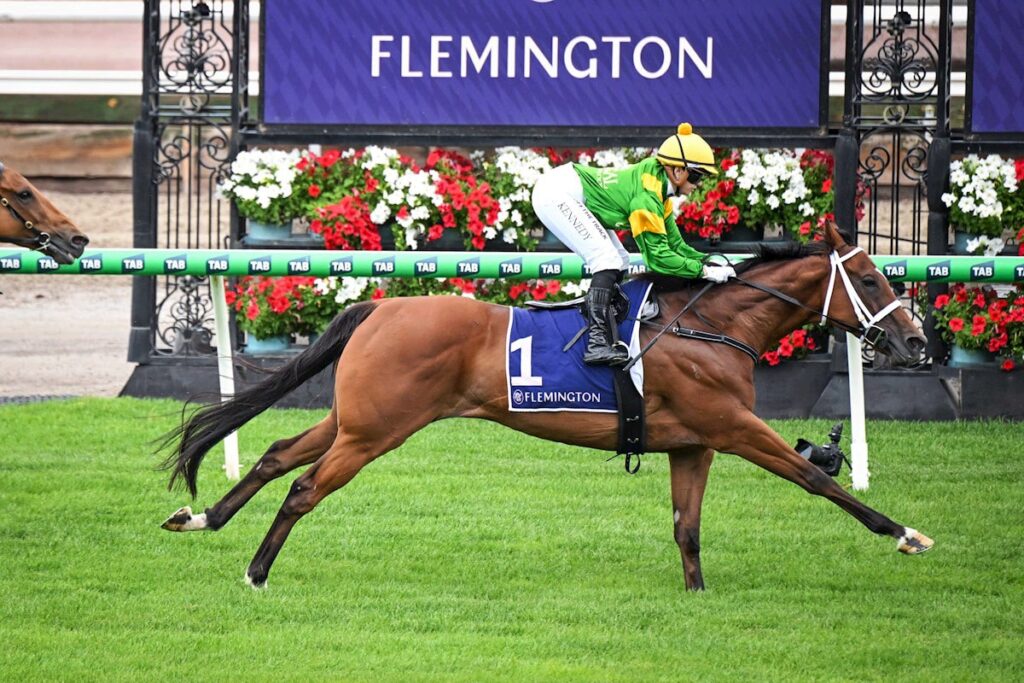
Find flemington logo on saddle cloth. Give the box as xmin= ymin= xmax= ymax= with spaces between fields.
xmin=505 ymin=280 xmax=652 ymax=412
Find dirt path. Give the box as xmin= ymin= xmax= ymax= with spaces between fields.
xmin=0 ymin=190 xmax=133 ymax=399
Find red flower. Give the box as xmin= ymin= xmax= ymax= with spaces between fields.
xmin=471 ymin=235 xmax=486 ymax=250
xmin=224 ymin=290 xmax=237 ymax=305
xmin=428 ymin=224 xmax=444 ymax=241
xmin=973 ymin=293 xmax=986 ymax=308
xmin=721 ymin=158 xmax=735 ymax=171
xmin=1002 ymin=358 xmax=1016 ymax=372
xmin=371 ymin=288 xmax=386 ymax=300
xmin=308 ymin=184 xmax=321 ymax=198
xmin=508 ymin=283 xmax=528 ymax=300
xmin=320 ymin=149 xmax=341 ymax=168
xmin=822 ymin=178 xmax=832 ymax=193
xmin=934 ymin=294 xmax=949 ymax=309
xmin=948 ymin=317 xmax=965 ymax=332
xmin=246 ymin=300 xmax=260 ymax=321
xmin=763 ymin=350 xmax=781 ymax=366
xmin=799 ymin=221 xmax=812 ymax=236
xmin=1016 ymin=158 xmax=1024 ymax=182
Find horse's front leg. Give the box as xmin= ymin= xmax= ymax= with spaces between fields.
xmin=718 ymin=413 xmax=933 ymax=554
xmin=667 ymin=447 xmax=714 ymax=591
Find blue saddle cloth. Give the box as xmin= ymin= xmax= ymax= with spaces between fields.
xmin=506 ymin=279 xmax=652 ymax=412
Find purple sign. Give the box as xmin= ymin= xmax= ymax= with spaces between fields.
xmin=262 ymin=0 xmax=824 ymax=128
xmin=970 ymin=0 xmax=1024 ymax=134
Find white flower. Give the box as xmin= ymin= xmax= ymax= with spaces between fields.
xmin=502 ymin=227 xmax=518 ymax=243
xmin=562 ymin=281 xmax=590 ymax=297
xmin=799 ymin=202 xmax=814 ymax=216
xmin=985 ymin=238 xmax=1006 ymax=257
xmin=748 ymin=189 xmax=760 ymax=205
xmin=766 ymin=195 xmax=780 ymax=209
xmin=941 ymin=192 xmax=956 ymax=207
xmin=965 ymin=236 xmax=982 ymax=254
xmin=370 ymin=202 xmax=391 ymax=224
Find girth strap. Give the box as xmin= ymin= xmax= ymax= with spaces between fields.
xmin=669 ymin=325 xmax=760 ymax=363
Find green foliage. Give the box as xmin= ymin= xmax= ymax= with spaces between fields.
xmin=1 ymin=398 xmax=1022 ymax=681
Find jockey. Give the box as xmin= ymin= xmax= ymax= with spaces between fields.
xmin=531 ymin=122 xmax=737 ymax=367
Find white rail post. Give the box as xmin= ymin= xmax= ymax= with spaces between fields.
xmin=846 ymin=332 xmax=869 ymax=490
xmin=209 ymin=275 xmax=240 ymax=480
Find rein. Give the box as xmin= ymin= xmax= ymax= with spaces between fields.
xmin=732 ymin=246 xmax=901 ymax=351
xmin=625 ymin=245 xmax=903 ymax=366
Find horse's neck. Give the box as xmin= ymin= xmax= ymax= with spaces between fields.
xmin=673 ymin=258 xmax=830 ymax=354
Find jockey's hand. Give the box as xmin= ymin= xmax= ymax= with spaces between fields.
xmin=701 ymin=264 xmax=736 ymax=283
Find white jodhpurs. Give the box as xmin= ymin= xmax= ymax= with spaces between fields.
xmin=531 ymin=163 xmax=631 ymax=274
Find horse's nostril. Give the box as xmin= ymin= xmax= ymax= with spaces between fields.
xmin=71 ymin=235 xmax=90 ymax=248
xmin=907 ymin=336 xmax=927 ymax=354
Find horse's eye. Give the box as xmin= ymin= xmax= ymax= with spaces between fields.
xmin=861 ymin=275 xmax=878 ymax=289
xmin=17 ymin=190 xmax=32 ymax=201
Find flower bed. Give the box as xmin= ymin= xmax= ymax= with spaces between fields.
xmin=923 ymin=283 xmax=1024 ymax=371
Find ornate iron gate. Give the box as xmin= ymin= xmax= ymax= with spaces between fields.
xmin=129 ymin=0 xmax=250 ymax=362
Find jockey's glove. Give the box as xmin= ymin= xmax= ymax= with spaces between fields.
xmin=701 ymin=264 xmax=736 ymax=283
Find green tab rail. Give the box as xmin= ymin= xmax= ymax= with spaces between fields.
xmin=2 ymin=248 xmax=1024 ymax=282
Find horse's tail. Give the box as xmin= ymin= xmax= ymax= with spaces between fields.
xmin=160 ymin=301 xmax=379 ymax=498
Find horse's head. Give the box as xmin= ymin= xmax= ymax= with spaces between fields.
xmin=0 ymin=161 xmax=89 ymax=264
xmin=821 ymin=221 xmax=926 ymax=365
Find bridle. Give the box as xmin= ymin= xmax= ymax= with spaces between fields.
xmin=731 ymin=246 xmax=902 ymax=351
xmin=0 ymin=162 xmax=52 ymax=252
xmin=624 ymin=245 xmax=903 ymax=371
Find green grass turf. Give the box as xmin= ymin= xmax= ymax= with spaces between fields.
xmin=0 ymin=398 xmax=1021 ymax=682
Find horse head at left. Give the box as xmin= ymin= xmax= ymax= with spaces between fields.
xmin=821 ymin=220 xmax=926 ymax=366
xmin=0 ymin=161 xmax=90 ymax=264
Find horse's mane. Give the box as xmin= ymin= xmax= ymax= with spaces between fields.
xmin=636 ymin=239 xmax=833 ymax=293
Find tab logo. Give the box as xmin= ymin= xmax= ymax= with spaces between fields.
xmin=163 ymin=254 xmax=188 ymax=274
xmin=330 ymin=257 xmax=353 ymax=274
xmin=37 ymin=256 xmax=60 ymax=271
xmin=926 ymin=260 xmax=950 ymax=281
xmin=121 ymin=254 xmax=146 ymax=273
xmin=0 ymin=254 xmax=20 ymax=271
xmin=415 ymin=257 xmax=438 ymax=275
xmin=288 ymin=257 xmax=310 ymax=274
xmin=248 ymin=256 xmax=272 ymax=274
xmin=970 ymin=261 xmax=994 ymax=280
xmin=206 ymin=255 xmax=230 ymax=274
xmin=79 ymin=255 xmax=103 ymax=272
xmin=1015 ymin=264 xmax=1024 ymax=282
xmin=628 ymin=261 xmax=647 ymax=275
xmin=372 ymin=257 xmax=395 ymax=275
xmin=500 ymin=258 xmax=523 ymax=276
xmin=540 ymin=259 xmax=562 ymax=276
xmin=457 ymin=258 xmax=480 ymax=275
xmin=582 ymin=264 xmax=594 ymax=276
xmin=882 ymin=261 xmax=907 ymax=279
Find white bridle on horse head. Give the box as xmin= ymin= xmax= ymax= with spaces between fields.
xmin=820 ymin=246 xmax=903 ymax=346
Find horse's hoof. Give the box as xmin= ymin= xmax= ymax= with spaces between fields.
xmin=244 ymin=571 xmax=267 ymax=591
xmin=897 ymin=528 xmax=934 ymax=554
xmin=161 ymin=506 xmax=207 ymax=532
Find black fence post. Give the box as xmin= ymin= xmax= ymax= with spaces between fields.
xmin=128 ymin=119 xmax=157 ymax=362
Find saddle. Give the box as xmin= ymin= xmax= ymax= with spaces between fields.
xmin=524 ymin=283 xmax=658 ymax=473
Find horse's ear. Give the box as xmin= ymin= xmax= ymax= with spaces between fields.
xmin=822 ymin=220 xmax=850 ymax=249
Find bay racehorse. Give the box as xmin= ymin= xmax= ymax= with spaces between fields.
xmin=161 ymin=221 xmax=934 ymax=590
xmin=0 ymin=161 xmax=89 ymax=263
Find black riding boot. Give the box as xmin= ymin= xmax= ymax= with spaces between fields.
xmin=584 ymin=270 xmax=630 ymax=367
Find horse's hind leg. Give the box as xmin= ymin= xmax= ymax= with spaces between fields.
xmin=244 ymin=431 xmax=389 ymax=589
xmin=161 ymin=416 xmax=337 ymax=533
xmin=723 ymin=413 xmax=933 ymax=554
xmin=668 ymin=447 xmax=714 ymax=591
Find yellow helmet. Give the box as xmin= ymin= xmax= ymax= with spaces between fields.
xmin=657 ymin=123 xmax=717 ymax=175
